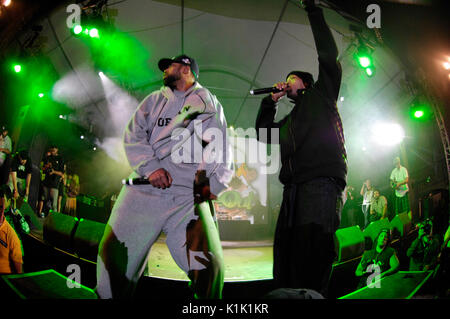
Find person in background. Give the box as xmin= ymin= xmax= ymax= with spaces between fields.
xmin=0 ymin=185 xmax=24 ymax=274
xmin=37 ymin=149 xmax=51 ymax=216
xmin=369 ymin=189 xmax=388 ymax=223
xmin=435 ymin=224 xmax=450 ymax=298
xmin=57 ymin=164 xmax=67 ymax=213
xmin=64 ymin=174 xmax=80 ymax=217
xmin=8 ymin=150 xmax=32 ymax=204
xmin=40 ymin=145 xmax=64 ymax=217
xmin=340 ymin=185 xmax=358 ymax=228
xmin=390 ymin=156 xmax=410 ymax=216
xmin=360 ymin=179 xmax=374 ymax=229
xmin=0 ymin=126 xmax=12 ymax=185
xmin=407 ymin=219 xmax=440 ymax=271
xmin=355 ymin=229 xmax=400 ymax=289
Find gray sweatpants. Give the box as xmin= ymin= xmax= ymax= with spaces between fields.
xmin=96 ymin=185 xmax=224 ymax=299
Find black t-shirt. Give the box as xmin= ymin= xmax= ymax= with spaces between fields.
xmin=43 ymin=155 xmax=64 ymax=188
xmin=11 ymin=155 xmax=32 ymax=179
xmin=361 ymin=246 xmax=396 ymax=274
xmin=357 ymin=246 xmax=396 ymax=289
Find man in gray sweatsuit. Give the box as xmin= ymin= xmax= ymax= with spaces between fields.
xmin=96 ymin=55 xmax=233 ymax=299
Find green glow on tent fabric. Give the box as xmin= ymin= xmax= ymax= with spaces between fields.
xmin=86 ymin=27 xmax=153 ymax=85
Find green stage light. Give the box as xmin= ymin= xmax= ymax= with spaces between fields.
xmin=89 ymin=28 xmax=99 ymax=38
xmin=414 ymin=110 xmax=424 ymax=118
xmin=14 ymin=64 xmax=22 ymax=73
xmin=365 ymin=67 xmax=374 ymax=77
xmin=73 ymin=24 xmax=83 ymax=35
xmin=358 ymin=56 xmax=372 ymax=68
xmin=38 ymin=93 xmax=44 ymax=98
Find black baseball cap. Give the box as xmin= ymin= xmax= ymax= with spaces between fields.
xmin=286 ymin=71 xmax=314 ymax=88
xmin=158 ymin=54 xmax=199 ymax=79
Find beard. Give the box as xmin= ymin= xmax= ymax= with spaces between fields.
xmin=163 ymin=74 xmax=180 ymax=90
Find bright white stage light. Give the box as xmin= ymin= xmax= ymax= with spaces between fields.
xmin=371 ymin=122 xmax=405 ymax=146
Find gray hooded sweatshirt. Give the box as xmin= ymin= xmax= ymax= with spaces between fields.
xmin=124 ymin=82 xmax=233 ymax=196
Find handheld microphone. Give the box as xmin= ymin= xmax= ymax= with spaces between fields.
xmin=122 ymin=177 xmax=150 ymax=185
xmin=249 ymin=87 xmax=283 ymax=95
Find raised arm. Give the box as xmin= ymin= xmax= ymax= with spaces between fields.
xmin=306 ymin=3 xmax=342 ymax=100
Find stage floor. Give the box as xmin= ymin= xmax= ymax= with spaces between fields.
xmin=147 ymin=236 xmax=274 ymax=282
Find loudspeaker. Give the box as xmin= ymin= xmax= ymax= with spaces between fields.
xmin=334 ymin=226 xmax=365 ymax=262
xmin=391 ymin=212 xmax=412 ymax=237
xmin=72 ymin=218 xmax=106 ymax=262
xmin=77 ymin=196 xmax=109 ymax=224
xmin=43 ymin=212 xmax=78 ymax=253
xmin=363 ymin=218 xmax=392 ymax=245
xmin=0 ymin=269 xmax=98 ymax=299
xmin=17 ymin=201 xmax=42 ymax=233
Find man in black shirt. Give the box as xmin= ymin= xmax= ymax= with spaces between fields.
xmin=255 ymin=0 xmax=347 ymax=296
xmin=40 ymin=146 xmax=64 ymax=217
xmin=8 ymin=150 xmax=32 ymax=202
xmin=355 ymin=229 xmax=399 ymax=289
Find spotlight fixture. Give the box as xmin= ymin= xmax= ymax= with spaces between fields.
xmin=38 ymin=93 xmax=44 ymax=98
xmin=410 ymin=102 xmax=431 ymax=121
xmin=371 ymin=122 xmax=405 ymax=146
xmin=358 ymin=56 xmax=372 ymax=68
xmin=73 ymin=24 xmax=83 ymax=35
xmin=414 ymin=110 xmax=424 ymax=118
xmin=89 ymin=28 xmax=99 ymax=38
xmin=13 ymin=64 xmax=22 ymax=73
xmin=3 ymin=0 xmax=12 ymax=7
xmin=365 ymin=67 xmax=375 ymax=77
xmin=353 ymin=32 xmax=376 ymax=78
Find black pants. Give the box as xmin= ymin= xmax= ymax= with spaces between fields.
xmin=273 ymin=177 xmax=344 ymax=297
